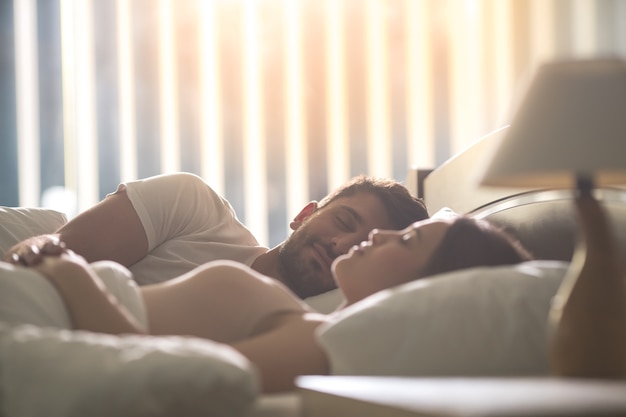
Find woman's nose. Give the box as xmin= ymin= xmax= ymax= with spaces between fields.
xmin=368 ymin=229 xmax=381 ymax=243
xmin=369 ymin=229 xmax=392 ymax=245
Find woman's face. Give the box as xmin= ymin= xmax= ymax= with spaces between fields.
xmin=332 ymin=218 xmax=451 ymax=305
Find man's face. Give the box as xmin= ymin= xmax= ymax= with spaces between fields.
xmin=278 ymin=192 xmax=394 ymax=298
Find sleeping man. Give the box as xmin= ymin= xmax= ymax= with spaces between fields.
xmin=3 ymin=172 xmax=429 ymax=299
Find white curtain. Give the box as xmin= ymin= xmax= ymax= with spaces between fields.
xmin=9 ymin=0 xmax=626 ymax=246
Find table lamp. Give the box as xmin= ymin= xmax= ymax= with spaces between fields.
xmin=479 ymin=57 xmax=626 ymax=378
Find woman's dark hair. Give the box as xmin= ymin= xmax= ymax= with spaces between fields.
xmin=419 ymin=216 xmax=533 ymax=278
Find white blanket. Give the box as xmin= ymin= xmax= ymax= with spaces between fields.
xmin=0 ymin=260 xmax=147 ymax=330
xmin=0 ymin=261 xmax=259 ymax=417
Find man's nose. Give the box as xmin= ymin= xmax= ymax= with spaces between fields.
xmin=333 ymin=233 xmax=368 ymax=255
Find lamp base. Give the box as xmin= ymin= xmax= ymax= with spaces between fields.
xmin=549 ymin=185 xmax=626 ymax=378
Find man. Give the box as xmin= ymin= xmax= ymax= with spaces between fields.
xmin=4 ymin=172 xmax=429 ymax=298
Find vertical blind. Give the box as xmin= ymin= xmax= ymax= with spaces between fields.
xmin=2 ymin=0 xmax=626 ymax=247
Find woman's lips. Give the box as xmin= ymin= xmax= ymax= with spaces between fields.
xmin=353 ymin=241 xmax=370 ymax=253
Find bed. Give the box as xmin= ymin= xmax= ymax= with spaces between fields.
xmin=2 ymin=126 xmax=626 ymax=417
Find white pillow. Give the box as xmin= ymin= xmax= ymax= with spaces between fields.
xmin=430 ymin=206 xmax=458 ymax=220
xmin=316 ymin=260 xmax=567 ymax=377
xmin=0 ymin=324 xmax=258 ymax=417
xmin=305 ymin=289 xmax=344 ymax=313
xmin=0 ymin=206 xmax=67 ymax=256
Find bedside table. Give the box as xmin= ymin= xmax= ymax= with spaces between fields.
xmin=296 ymin=376 xmax=626 ymax=416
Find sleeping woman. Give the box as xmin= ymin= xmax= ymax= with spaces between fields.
xmin=14 ymin=216 xmax=532 ymax=393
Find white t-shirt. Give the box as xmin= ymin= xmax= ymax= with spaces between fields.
xmin=118 ymin=173 xmax=268 ymax=285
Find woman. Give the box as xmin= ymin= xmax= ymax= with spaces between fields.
xmin=22 ymin=216 xmax=532 ymax=393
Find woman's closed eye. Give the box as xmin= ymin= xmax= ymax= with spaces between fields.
xmin=400 ymin=229 xmax=419 ymax=245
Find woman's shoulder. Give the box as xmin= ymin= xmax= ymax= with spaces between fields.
xmin=192 ymin=260 xmax=312 ymax=312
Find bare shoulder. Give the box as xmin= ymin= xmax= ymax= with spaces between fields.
xmin=142 ymin=260 xmax=313 ymax=342
xmin=192 ymin=260 xmax=312 ymax=312
xmin=193 ymin=261 xmax=320 ymax=336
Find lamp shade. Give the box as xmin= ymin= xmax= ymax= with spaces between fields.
xmin=480 ymin=58 xmax=626 ymax=188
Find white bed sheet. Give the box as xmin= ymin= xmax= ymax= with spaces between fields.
xmin=247 ymin=392 xmax=302 ymax=417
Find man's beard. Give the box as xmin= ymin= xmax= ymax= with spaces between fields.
xmin=278 ymin=230 xmax=338 ymax=299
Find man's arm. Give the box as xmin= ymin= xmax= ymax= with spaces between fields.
xmin=4 ymin=188 xmax=148 ymax=267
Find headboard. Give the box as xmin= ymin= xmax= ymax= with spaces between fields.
xmin=408 ymin=126 xmax=626 ymax=262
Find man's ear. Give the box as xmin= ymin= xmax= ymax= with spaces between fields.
xmin=289 ymin=201 xmax=318 ymax=230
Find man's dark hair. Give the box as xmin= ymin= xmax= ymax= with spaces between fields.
xmin=317 ymin=175 xmax=429 ymax=229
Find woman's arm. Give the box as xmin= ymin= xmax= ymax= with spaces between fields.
xmin=141 ymin=260 xmax=330 ymax=392
xmin=231 ymin=312 xmax=330 ymax=393
xmin=32 ymin=251 xmax=146 ymax=335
